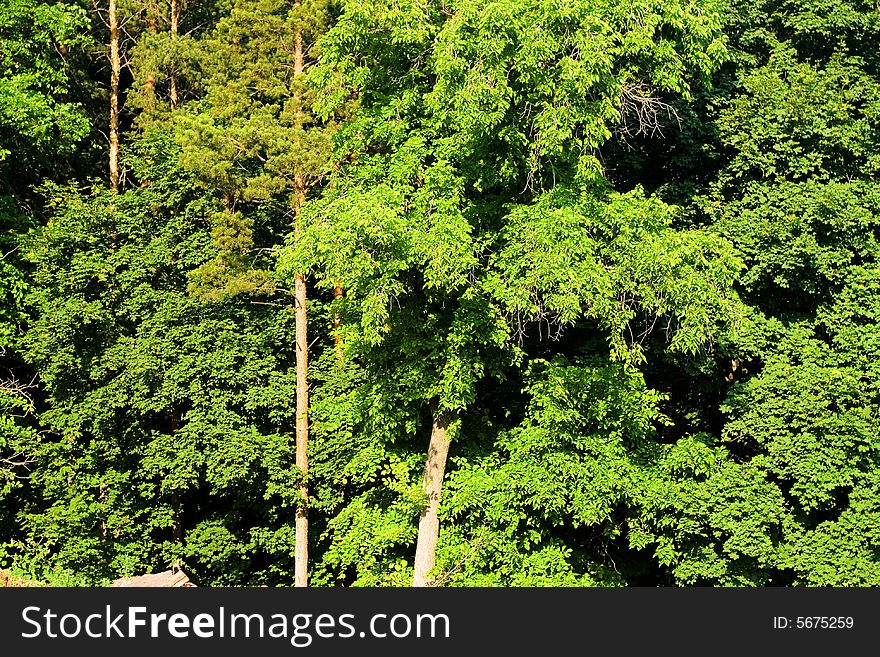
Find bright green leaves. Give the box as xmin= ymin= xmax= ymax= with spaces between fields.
xmin=501 ymin=358 xmax=665 ymax=527
xmin=423 ymin=0 xmax=726 ymax=183
xmin=282 ymin=0 xmax=738 ymax=587
xmin=486 ymin=189 xmax=616 ymax=329
xmin=288 ymin=0 xmax=736 ymax=410
xmin=487 ymin=186 xmax=742 ymax=361
xmin=0 ymin=0 xmax=91 ymax=164
xmin=318 ymin=0 xmax=726 ymax=193
xmin=283 ymin=182 xmax=411 ymax=343
xmin=282 ymin=155 xmax=478 ymax=347
xmin=438 ymin=357 xmax=666 ymax=585
xmin=709 ymin=312 xmax=880 ymax=585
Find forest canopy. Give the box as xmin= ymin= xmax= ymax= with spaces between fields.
xmin=0 ymin=0 xmax=878 ymax=587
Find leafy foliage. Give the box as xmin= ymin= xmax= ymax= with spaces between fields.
xmin=0 ymin=0 xmax=878 ymax=588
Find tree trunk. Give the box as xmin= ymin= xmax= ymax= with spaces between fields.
xmin=412 ymin=408 xmax=454 ymax=587
xmin=145 ymin=0 xmax=159 ymax=31
xmin=292 ymin=14 xmax=309 ymax=589
xmin=108 ymin=0 xmax=120 ymax=191
xmin=141 ymin=1 xmax=157 ymax=104
xmin=294 ymin=268 xmax=308 ymax=587
xmin=169 ymin=0 xmax=179 ymax=108
xmin=171 ymin=410 xmax=183 ymax=544
xmin=99 ymin=481 xmax=109 ymax=539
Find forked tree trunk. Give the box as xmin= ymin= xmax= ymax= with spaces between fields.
xmin=108 ymin=0 xmax=120 ymax=191
xmin=412 ymin=408 xmax=455 ymax=587
xmin=292 ymin=13 xmax=309 ymax=589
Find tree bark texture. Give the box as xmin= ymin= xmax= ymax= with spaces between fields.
xmin=169 ymin=0 xmax=179 ymax=108
xmin=108 ymin=0 xmax=120 ymax=191
xmin=294 ymin=269 xmax=308 ymax=588
xmin=292 ymin=13 xmax=309 ymax=589
xmin=412 ymin=408 xmax=455 ymax=587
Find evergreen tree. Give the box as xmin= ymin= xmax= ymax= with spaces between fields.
xmin=172 ymin=0 xmax=337 ymax=586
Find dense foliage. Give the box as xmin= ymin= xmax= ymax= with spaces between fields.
xmin=0 ymin=0 xmax=877 ymax=586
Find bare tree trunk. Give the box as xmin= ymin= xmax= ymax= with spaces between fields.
xmin=294 ymin=268 xmax=308 ymax=587
xmin=139 ymin=2 xmax=157 ymax=104
xmin=108 ymin=0 xmax=120 ymax=191
xmin=412 ymin=408 xmax=454 ymax=587
xmin=292 ymin=15 xmax=309 ymax=589
xmin=169 ymin=0 xmax=179 ymax=108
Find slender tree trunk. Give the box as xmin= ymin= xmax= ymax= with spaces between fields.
xmin=108 ymin=0 xmax=120 ymax=191
xmin=171 ymin=495 xmax=183 ymax=543
xmin=169 ymin=0 xmax=179 ymax=108
xmin=412 ymin=408 xmax=454 ymax=587
xmin=104 ymin=0 xmax=120 ymax=524
xmin=99 ymin=482 xmax=109 ymax=539
xmin=171 ymin=411 xmax=183 ymax=543
xmin=294 ymin=268 xmax=308 ymax=587
xmin=292 ymin=15 xmax=309 ymax=589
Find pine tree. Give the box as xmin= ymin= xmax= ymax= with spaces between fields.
xmin=175 ymin=0 xmax=337 ymax=586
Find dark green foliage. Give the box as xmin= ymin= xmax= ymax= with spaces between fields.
xmin=632 ymin=0 xmax=880 ymax=585
xmin=9 ymin=134 xmax=301 ymax=584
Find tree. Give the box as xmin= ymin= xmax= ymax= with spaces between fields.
xmin=286 ymin=0 xmax=738 ymax=586
xmin=13 ymin=133 xmax=302 ymax=584
xmin=0 ymin=0 xmax=92 ymax=194
xmin=174 ymin=0 xmax=336 ymax=586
